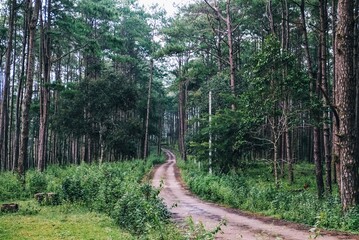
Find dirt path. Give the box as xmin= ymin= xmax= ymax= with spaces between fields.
xmin=152 ymin=149 xmax=358 ymax=240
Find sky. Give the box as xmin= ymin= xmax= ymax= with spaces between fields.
xmin=137 ymin=0 xmax=193 ymax=16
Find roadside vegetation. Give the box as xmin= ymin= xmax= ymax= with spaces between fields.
xmin=0 ymin=155 xmax=183 ymax=240
xmin=178 ymin=156 xmax=359 ymax=234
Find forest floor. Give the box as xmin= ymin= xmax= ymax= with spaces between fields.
xmin=152 ymin=149 xmax=359 ymax=240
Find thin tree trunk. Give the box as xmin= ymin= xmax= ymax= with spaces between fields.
xmin=225 ymin=0 xmax=236 ymax=103
xmin=319 ymin=0 xmax=332 ymax=194
xmin=209 ymin=89 xmax=212 ymax=174
xmin=38 ymin=0 xmax=52 ymax=171
xmin=143 ymin=59 xmax=153 ymax=159
xmin=332 ymin=0 xmax=340 ymax=188
xmin=157 ymin=109 xmax=163 ymax=156
xmin=281 ymin=0 xmax=293 ymax=184
xmin=13 ymin=7 xmax=28 ymax=172
xmin=0 ymin=0 xmax=16 ymax=171
xmin=178 ymin=81 xmax=186 ymax=161
xmin=314 ymin=126 xmax=324 ymax=198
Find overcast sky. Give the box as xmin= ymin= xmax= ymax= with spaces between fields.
xmin=137 ymin=0 xmax=193 ymax=16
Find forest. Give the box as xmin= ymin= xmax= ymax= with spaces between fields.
xmin=0 ymin=0 xmax=359 ymax=238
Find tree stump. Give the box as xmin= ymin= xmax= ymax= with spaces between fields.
xmin=46 ymin=192 xmax=60 ymax=205
xmin=34 ymin=192 xmax=60 ymax=205
xmin=1 ymin=203 xmax=19 ymax=213
xmin=34 ymin=192 xmax=46 ymax=205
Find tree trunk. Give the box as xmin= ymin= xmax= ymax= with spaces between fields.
xmin=178 ymin=81 xmax=187 ymax=161
xmin=319 ymin=0 xmax=332 ymax=194
xmin=0 ymin=0 xmax=16 ymax=171
xmin=281 ymin=0 xmax=293 ymax=184
xmin=314 ymin=126 xmax=324 ymax=198
xmin=18 ymin=0 xmax=41 ymax=182
xmin=209 ymin=89 xmax=212 ymax=174
xmin=143 ymin=59 xmax=153 ymax=159
xmin=38 ymin=0 xmax=52 ymax=172
xmin=335 ymin=0 xmax=359 ymax=211
xmin=225 ymin=0 xmax=236 ymax=103
xmin=13 ymin=7 xmax=29 ymax=172
xmin=204 ymin=0 xmax=236 ymax=108
xmin=331 ymin=0 xmax=341 ymax=189
xmin=273 ymin=137 xmax=279 ymax=188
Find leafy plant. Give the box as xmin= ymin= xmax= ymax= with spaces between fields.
xmin=27 ymin=171 xmax=48 ymax=195
xmin=180 ymin=158 xmax=359 ymax=234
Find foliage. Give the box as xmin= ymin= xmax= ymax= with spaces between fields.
xmin=26 ymin=171 xmax=48 ymax=195
xmin=0 ymin=155 xmax=174 ymax=237
xmin=0 ymin=172 xmax=24 ymax=201
xmin=183 ymin=216 xmax=227 ymax=240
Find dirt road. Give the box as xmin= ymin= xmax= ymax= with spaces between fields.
xmin=152 ymin=149 xmax=358 ymax=240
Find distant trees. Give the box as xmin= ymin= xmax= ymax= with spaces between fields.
xmin=0 ymin=0 xmax=166 ymax=175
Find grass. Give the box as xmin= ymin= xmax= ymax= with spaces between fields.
xmin=0 ymin=201 xmax=134 ymax=240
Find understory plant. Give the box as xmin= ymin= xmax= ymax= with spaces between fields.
xmin=179 ymin=158 xmax=359 ymax=233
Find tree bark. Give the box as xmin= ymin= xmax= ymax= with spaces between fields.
xmin=38 ymin=0 xmax=52 ymax=172
xmin=0 ymin=0 xmax=16 ymax=171
xmin=143 ymin=59 xmax=153 ymax=159
xmin=18 ymin=0 xmax=41 ymax=182
xmin=319 ymin=0 xmax=332 ymax=194
xmin=13 ymin=7 xmax=29 ymax=172
xmin=178 ymin=80 xmax=187 ymax=161
xmin=331 ymin=0 xmax=341 ymax=190
xmin=335 ymin=0 xmax=359 ymax=211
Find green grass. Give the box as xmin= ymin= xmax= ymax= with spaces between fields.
xmin=0 ymin=201 xmax=134 ymax=240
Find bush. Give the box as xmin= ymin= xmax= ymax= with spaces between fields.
xmin=62 ymin=177 xmax=84 ymax=202
xmin=0 ymin=172 xmax=23 ymax=201
xmin=180 ymin=158 xmax=359 ymax=233
xmin=112 ymin=184 xmax=170 ymax=234
xmin=27 ymin=171 xmax=48 ymax=195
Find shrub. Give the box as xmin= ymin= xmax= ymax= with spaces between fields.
xmin=179 ymin=158 xmax=359 ymax=233
xmin=112 ymin=184 xmax=170 ymax=234
xmin=27 ymin=171 xmax=48 ymax=195
xmin=62 ymin=177 xmax=84 ymax=202
xmin=0 ymin=172 xmax=23 ymax=201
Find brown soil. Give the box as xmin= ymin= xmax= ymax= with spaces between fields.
xmin=151 ymin=149 xmax=359 ymax=240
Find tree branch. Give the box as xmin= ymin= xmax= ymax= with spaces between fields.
xmin=319 ymin=85 xmax=340 ymax=129
xmin=51 ymin=44 xmax=89 ymax=63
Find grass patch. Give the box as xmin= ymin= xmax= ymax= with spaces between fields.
xmin=0 ymin=201 xmax=134 ymax=240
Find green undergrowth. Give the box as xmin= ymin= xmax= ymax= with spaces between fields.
xmin=178 ymin=157 xmax=359 ymax=234
xmin=0 ymin=155 xmax=184 ymax=239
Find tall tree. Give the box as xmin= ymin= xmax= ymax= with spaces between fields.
xmin=335 ymin=0 xmax=359 ymax=211
xmin=37 ymin=0 xmax=52 ymax=171
xmin=0 ymin=0 xmax=16 ymax=171
xmin=319 ymin=0 xmax=332 ymax=194
xmin=204 ymin=0 xmax=237 ymax=105
xmin=18 ymin=0 xmax=41 ymax=181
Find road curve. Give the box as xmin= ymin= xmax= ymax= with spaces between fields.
xmin=152 ymin=149 xmax=358 ymax=240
